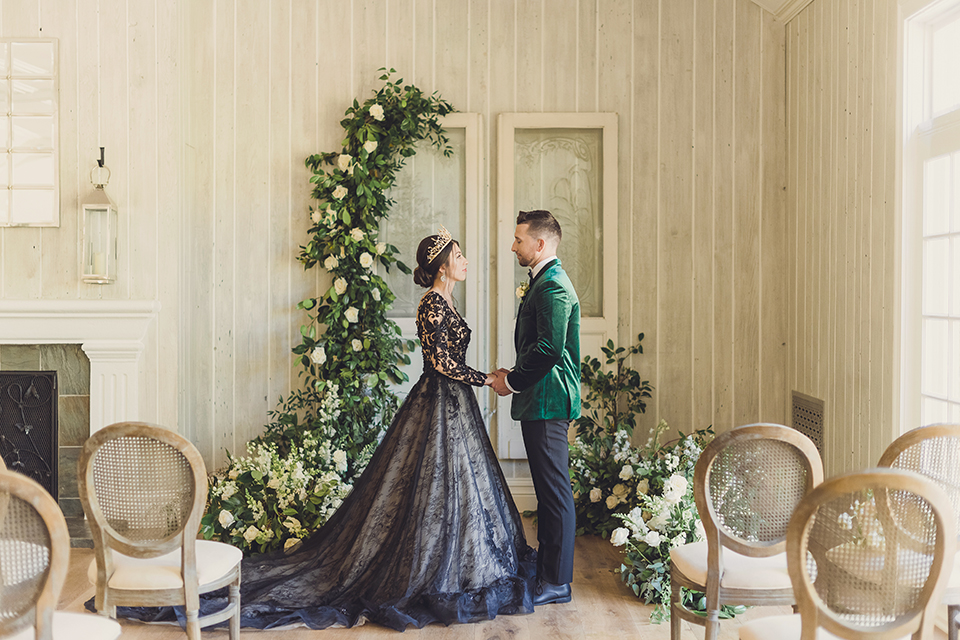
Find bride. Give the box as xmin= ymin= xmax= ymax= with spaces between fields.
xmin=126 ymin=227 xmax=536 ymax=631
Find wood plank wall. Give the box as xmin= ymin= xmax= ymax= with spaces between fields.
xmin=785 ymin=0 xmax=899 ymax=478
xmin=0 ymin=0 xmax=180 ymax=431
xmin=1 ymin=0 xmax=787 ymax=472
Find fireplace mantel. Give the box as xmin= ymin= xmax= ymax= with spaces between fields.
xmin=0 ymin=299 xmax=160 ymax=432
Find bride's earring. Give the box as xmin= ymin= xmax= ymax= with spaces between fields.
xmin=440 ymin=274 xmax=447 ymax=283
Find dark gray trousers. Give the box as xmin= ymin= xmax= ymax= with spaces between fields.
xmin=521 ymin=419 xmax=575 ymax=585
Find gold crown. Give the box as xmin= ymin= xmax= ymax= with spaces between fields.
xmin=426 ymin=224 xmax=453 ymax=263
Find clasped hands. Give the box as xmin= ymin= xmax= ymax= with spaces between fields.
xmin=486 ymin=368 xmax=513 ymax=396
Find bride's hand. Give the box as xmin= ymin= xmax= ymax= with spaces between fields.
xmin=483 ymin=373 xmax=495 ymax=386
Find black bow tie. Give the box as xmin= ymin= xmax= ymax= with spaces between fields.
xmin=527 ymin=269 xmax=533 ymax=280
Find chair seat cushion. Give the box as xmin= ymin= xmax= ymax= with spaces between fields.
xmin=6 ymin=611 xmax=122 ymax=640
xmin=670 ymin=541 xmax=791 ymax=589
xmin=738 ymin=613 xmax=910 ymax=640
xmin=825 ymin=542 xmax=932 ymax=589
xmin=87 ymin=539 xmax=242 ymax=590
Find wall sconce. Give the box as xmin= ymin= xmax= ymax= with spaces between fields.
xmin=81 ymin=148 xmax=117 ymax=285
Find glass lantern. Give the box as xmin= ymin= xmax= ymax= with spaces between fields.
xmin=80 ymin=184 xmax=117 ymax=284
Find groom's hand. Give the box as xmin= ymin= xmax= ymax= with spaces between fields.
xmin=489 ymin=370 xmax=513 ymax=396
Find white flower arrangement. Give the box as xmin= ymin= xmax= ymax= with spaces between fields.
xmin=363 ymin=140 xmax=378 ymax=154
xmin=351 ymin=339 xmax=363 ymax=352
xmin=345 ymin=307 xmax=359 ymax=323
xmin=369 ymin=103 xmax=385 ymax=121
xmin=332 ymin=185 xmax=348 ymax=200
xmin=337 ymin=154 xmax=352 ymax=173
xmin=334 ymin=277 xmax=348 ymax=296
xmin=324 ymin=255 xmax=339 ymax=271
xmin=359 ymin=252 xmax=374 ymax=269
xmin=350 ymin=228 xmax=365 ymax=242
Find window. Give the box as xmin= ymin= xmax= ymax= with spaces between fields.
xmin=902 ymin=1 xmax=960 ymax=426
xmin=0 ymin=39 xmax=59 ymax=227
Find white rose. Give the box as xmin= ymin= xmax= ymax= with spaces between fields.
xmin=334 ymin=277 xmax=348 ymax=295
xmin=605 ymin=495 xmax=620 ymax=510
xmin=333 ymin=449 xmax=348 ymax=472
xmin=611 ymin=527 xmax=630 ymax=547
xmin=220 ymin=483 xmax=236 ymax=500
xmin=619 ymin=465 xmax=634 ymax=481
xmin=267 ymin=477 xmax=281 ymax=490
xmin=333 ymin=185 xmax=348 ymax=200
xmin=283 ymin=517 xmax=301 ymax=532
xmin=376 ymin=242 xmax=386 ymax=255
xmin=310 ymin=347 xmax=326 ymax=365
xmin=359 ymin=252 xmax=374 ymax=269
xmin=644 ymin=530 xmax=662 ymax=547
xmin=243 ymin=526 xmax=261 ymax=542
xmin=648 ymin=512 xmax=669 ymax=531
xmin=371 ymin=288 xmax=381 ymax=302
xmin=338 ymin=154 xmax=352 ymax=172
xmin=345 ymin=307 xmax=359 ymax=323
xmin=363 ymin=140 xmax=378 ymax=154
xmin=311 ymin=209 xmax=321 ymax=224
xmin=636 ymin=478 xmax=649 ymax=495
xmin=667 ymin=474 xmax=689 ymax=494
xmin=284 ymin=537 xmax=301 ymax=551
xmin=350 ymin=228 xmax=365 ymax=242
xmin=627 ymin=506 xmax=645 ymax=526
xmin=589 ymin=488 xmax=602 ymax=503
xmin=324 ymin=255 xmax=339 ymax=270
xmin=218 ymin=510 xmax=235 ymax=528
xmin=351 ymin=339 xmax=363 ymax=352
xmin=613 ymin=483 xmax=630 ymax=499
xmin=369 ymin=103 xmax=384 ymax=121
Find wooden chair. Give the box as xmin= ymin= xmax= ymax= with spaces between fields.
xmin=0 ymin=469 xmax=121 ymax=640
xmin=670 ymin=423 xmax=824 ymax=640
xmin=879 ymin=424 xmax=960 ymax=640
xmin=78 ymin=421 xmax=242 ymax=639
xmin=738 ymin=467 xmax=957 ymax=640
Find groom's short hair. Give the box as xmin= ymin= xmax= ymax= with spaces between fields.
xmin=517 ymin=210 xmax=562 ymax=243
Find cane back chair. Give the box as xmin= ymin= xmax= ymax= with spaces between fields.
xmin=78 ymin=422 xmax=241 ymax=639
xmin=739 ymin=468 xmax=957 ymax=640
xmin=879 ymin=424 xmax=960 ymax=640
xmin=0 ymin=468 xmax=121 ymax=640
xmin=670 ymin=423 xmax=824 ymax=640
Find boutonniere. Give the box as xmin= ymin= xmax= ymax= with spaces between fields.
xmin=516 ymin=281 xmax=529 ymax=300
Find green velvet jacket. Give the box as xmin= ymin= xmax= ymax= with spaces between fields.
xmin=507 ymin=258 xmax=582 ymax=421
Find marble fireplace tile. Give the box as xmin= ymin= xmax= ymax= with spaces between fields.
xmin=58 ymin=446 xmax=81 ymax=499
xmin=39 ymin=344 xmax=90 ymax=395
xmin=0 ymin=344 xmax=40 ymax=370
xmin=59 ymin=395 xmax=91 ymax=447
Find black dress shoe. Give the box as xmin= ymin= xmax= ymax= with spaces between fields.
xmin=533 ymin=579 xmax=571 ymax=606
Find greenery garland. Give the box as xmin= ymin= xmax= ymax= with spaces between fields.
xmin=200 ymin=70 xmax=454 ymax=554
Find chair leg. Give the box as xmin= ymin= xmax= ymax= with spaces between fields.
xmin=229 ymin=582 xmax=241 ymax=640
xmin=186 ymin=609 xmax=201 ymax=640
xmin=703 ymin=611 xmax=720 ymax=640
xmin=670 ymin=575 xmax=682 ymax=640
xmin=949 ymin=605 xmax=959 ymax=640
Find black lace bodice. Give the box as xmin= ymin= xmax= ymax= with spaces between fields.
xmin=417 ymin=291 xmax=486 ymax=387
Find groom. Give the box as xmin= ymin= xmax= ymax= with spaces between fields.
xmin=491 ymin=209 xmax=580 ymax=606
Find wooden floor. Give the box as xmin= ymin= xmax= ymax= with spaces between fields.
xmin=56 ymin=517 xmax=793 ymax=639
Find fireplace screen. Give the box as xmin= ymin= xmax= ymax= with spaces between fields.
xmin=0 ymin=371 xmax=58 ymax=498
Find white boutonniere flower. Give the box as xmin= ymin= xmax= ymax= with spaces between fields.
xmin=516 ymin=281 xmax=529 ymax=299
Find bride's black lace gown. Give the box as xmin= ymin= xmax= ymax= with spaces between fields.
xmin=110 ymin=291 xmax=536 ymax=631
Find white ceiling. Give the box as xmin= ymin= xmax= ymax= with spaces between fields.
xmin=750 ymin=0 xmax=816 ymax=23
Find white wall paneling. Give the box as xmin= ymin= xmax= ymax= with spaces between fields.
xmin=786 ymin=0 xmax=900 ymax=477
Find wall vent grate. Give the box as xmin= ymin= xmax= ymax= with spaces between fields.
xmin=792 ymin=391 xmax=824 ymax=455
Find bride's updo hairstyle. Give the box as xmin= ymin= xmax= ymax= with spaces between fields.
xmin=413 ymin=234 xmax=458 ymax=288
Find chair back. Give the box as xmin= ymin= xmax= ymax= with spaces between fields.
xmin=695 ymin=423 xmax=823 ymax=557
xmin=878 ymin=424 xmax=960 ymax=536
xmin=78 ymin=422 xmax=207 ymax=560
xmin=788 ymin=468 xmax=956 ymax=640
xmin=0 ymin=470 xmax=70 ymax=640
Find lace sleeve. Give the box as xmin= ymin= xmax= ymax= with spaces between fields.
xmin=418 ymin=293 xmax=486 ymax=387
